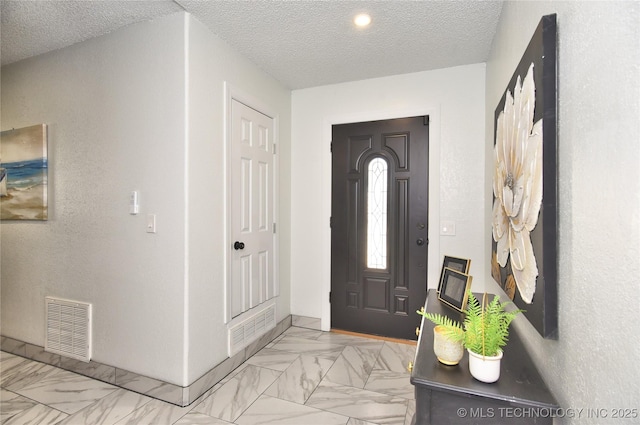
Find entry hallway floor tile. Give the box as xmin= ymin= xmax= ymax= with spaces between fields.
xmin=1 ymin=326 xmax=416 ymax=424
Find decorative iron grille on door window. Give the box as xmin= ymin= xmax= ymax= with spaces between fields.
xmin=366 ymin=157 xmax=388 ymax=269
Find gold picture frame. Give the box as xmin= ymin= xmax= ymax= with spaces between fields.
xmin=437 ymin=256 xmax=471 ymax=294
xmin=438 ymin=268 xmax=473 ymax=312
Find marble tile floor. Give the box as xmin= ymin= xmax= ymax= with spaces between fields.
xmin=1 ymin=327 xmax=416 ymax=425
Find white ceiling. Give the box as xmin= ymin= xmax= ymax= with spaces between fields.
xmin=0 ymin=0 xmax=504 ymax=90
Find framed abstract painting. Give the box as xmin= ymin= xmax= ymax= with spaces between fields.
xmin=491 ymin=14 xmax=558 ymax=339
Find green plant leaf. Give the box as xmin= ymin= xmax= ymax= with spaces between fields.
xmin=416 ymin=310 xmax=465 ymax=343
xmin=462 ymin=291 xmax=524 ymax=356
xmin=416 ymin=292 xmax=523 ymax=356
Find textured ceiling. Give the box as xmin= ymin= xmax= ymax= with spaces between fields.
xmin=1 ymin=0 xmax=504 ymax=90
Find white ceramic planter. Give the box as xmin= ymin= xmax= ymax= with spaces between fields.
xmin=433 ymin=326 xmax=464 ymax=365
xmin=468 ymin=349 xmax=503 ymax=383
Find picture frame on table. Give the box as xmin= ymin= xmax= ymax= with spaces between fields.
xmin=437 ymin=256 xmax=471 ymax=294
xmin=438 ymin=268 xmax=473 ymax=312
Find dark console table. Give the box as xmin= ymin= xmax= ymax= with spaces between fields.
xmin=410 ymin=290 xmax=559 ymax=425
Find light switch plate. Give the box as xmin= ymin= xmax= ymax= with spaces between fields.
xmin=440 ymin=220 xmax=456 ymax=236
xmin=146 ymin=214 xmax=156 ymax=233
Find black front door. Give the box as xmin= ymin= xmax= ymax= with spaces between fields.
xmin=331 ymin=116 xmax=429 ymax=340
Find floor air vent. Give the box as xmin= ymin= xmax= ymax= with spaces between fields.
xmin=228 ymin=304 xmax=276 ymax=356
xmin=45 ymin=297 xmax=92 ymax=362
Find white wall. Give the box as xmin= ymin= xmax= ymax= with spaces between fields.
xmin=291 ymin=64 xmax=486 ymax=329
xmin=1 ymin=12 xmax=292 ymax=387
xmin=185 ymin=15 xmax=291 ymax=384
xmin=485 ymin=2 xmax=640 ymax=421
xmin=1 ymin=13 xmax=188 ymax=384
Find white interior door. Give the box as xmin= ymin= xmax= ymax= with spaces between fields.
xmin=230 ymin=99 xmax=275 ymax=318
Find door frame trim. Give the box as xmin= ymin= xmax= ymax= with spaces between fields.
xmin=223 ymin=82 xmax=280 ymax=324
xmin=322 ymin=107 xmax=441 ymax=332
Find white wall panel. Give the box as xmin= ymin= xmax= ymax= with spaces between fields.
xmin=1 ymin=11 xmax=293 ymax=388
xmin=0 ymin=13 xmax=188 ymax=384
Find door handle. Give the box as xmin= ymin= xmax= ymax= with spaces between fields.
xmin=234 ymin=241 xmax=245 ymax=250
xmin=416 ymin=238 xmax=425 ymax=246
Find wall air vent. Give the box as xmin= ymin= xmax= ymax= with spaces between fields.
xmin=228 ymin=304 xmax=276 ymax=356
xmin=45 ymin=297 xmax=92 ymax=362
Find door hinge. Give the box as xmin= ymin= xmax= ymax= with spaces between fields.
xmin=273 ymin=143 xmax=277 ymax=154
xmin=330 ymin=142 xmax=333 ymax=153
xmin=329 ymin=292 xmax=332 ymax=303
xmin=273 ymin=223 xmax=276 ymax=233
xmin=423 ymin=116 xmax=429 ymax=126
xmin=330 ymin=216 xmax=333 ymax=228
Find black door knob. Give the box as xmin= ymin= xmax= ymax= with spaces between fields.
xmin=416 ymin=238 xmax=425 ymax=246
xmin=234 ymin=241 xmax=245 ymax=250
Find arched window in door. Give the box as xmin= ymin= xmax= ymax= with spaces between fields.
xmin=366 ymin=157 xmax=388 ymax=269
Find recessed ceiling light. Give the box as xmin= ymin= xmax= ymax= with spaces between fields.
xmin=354 ymin=13 xmax=372 ymax=28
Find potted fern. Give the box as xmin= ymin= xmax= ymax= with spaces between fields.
xmin=464 ymin=292 xmax=523 ymax=382
xmin=417 ymin=307 xmax=465 ymax=365
xmin=418 ymin=292 xmax=523 ymax=382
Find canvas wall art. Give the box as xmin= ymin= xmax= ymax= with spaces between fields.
xmin=0 ymin=124 xmax=48 ymax=220
xmin=491 ymin=14 xmax=557 ymax=339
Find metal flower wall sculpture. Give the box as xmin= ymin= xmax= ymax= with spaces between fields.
xmin=492 ymin=63 xmax=543 ymax=304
